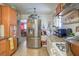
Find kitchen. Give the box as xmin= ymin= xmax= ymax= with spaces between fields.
xmin=0 ymin=3 xmax=79 ymax=56
xmin=48 ymin=3 xmax=79 ymax=56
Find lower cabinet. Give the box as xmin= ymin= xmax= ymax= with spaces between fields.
xmin=8 ymin=37 xmax=17 ymax=56
xmin=0 ymin=38 xmax=17 ymax=56
xmin=0 ymin=39 xmax=7 ymax=56
xmin=70 ymin=43 xmax=79 ymax=56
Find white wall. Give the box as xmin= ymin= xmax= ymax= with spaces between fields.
xmin=52 ymin=16 xmax=79 ymax=33
xmin=64 ymin=23 xmax=79 ymax=33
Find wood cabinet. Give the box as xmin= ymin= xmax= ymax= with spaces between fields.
xmin=63 ymin=9 xmax=79 ymax=24
xmin=0 ymin=38 xmax=17 ymax=56
xmin=1 ymin=5 xmax=10 ymax=37
xmin=0 ymin=39 xmax=7 ymax=56
xmin=9 ymin=8 xmax=17 ymax=37
xmin=7 ymin=38 xmax=17 ymax=56
xmin=70 ymin=43 xmax=79 ymax=56
xmin=0 ymin=5 xmax=17 ymax=56
xmin=56 ymin=3 xmax=64 ymax=15
xmin=10 ymin=8 xmax=17 ymax=25
xmin=1 ymin=5 xmax=17 ymax=37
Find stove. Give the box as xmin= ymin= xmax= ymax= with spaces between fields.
xmin=51 ymin=42 xmax=67 ymax=56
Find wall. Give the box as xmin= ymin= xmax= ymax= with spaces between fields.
xmin=52 ymin=16 xmax=79 ymax=33
xmin=64 ymin=23 xmax=79 ymax=33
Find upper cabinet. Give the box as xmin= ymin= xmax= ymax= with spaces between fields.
xmin=62 ymin=9 xmax=79 ymax=24
xmin=1 ymin=5 xmax=10 ymax=37
xmin=10 ymin=8 xmax=17 ymax=25
xmin=0 ymin=5 xmax=17 ymax=37
xmin=56 ymin=3 xmax=64 ymax=15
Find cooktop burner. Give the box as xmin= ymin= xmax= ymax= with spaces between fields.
xmin=56 ymin=43 xmax=66 ymax=52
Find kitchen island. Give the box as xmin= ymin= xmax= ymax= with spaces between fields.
xmin=65 ymin=36 xmax=79 ymax=56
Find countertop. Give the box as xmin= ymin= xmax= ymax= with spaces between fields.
xmin=47 ymin=35 xmax=73 ymax=56
xmin=49 ymin=35 xmax=65 ymax=42
xmin=49 ymin=35 xmax=79 ymax=46
xmin=65 ymin=39 xmax=79 ymax=46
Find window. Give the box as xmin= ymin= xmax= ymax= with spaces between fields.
xmin=54 ymin=16 xmax=62 ymax=28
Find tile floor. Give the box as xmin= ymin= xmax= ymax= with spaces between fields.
xmin=13 ymin=38 xmax=49 ymax=56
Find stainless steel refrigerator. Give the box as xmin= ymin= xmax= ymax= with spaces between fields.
xmin=27 ymin=17 xmax=41 ymax=48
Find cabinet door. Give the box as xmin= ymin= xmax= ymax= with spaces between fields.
xmin=9 ymin=9 xmax=17 ymax=37
xmin=10 ymin=8 xmax=14 ymax=25
xmin=8 ymin=37 xmax=17 ymax=55
xmin=1 ymin=6 xmax=10 ymax=37
xmin=10 ymin=8 xmax=17 ymax=25
xmin=70 ymin=44 xmax=79 ymax=56
xmin=12 ymin=9 xmax=17 ymax=25
xmin=0 ymin=40 xmax=7 ymax=56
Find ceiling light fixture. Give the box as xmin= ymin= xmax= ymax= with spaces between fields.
xmin=29 ymin=8 xmax=39 ymax=19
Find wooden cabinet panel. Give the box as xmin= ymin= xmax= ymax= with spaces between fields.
xmin=1 ymin=6 xmax=10 ymax=37
xmin=70 ymin=43 xmax=79 ymax=56
xmin=0 ymin=52 xmax=6 ymax=56
xmin=13 ymin=10 xmax=17 ymax=25
xmin=0 ymin=39 xmax=7 ymax=56
xmin=1 ymin=5 xmax=17 ymax=37
xmin=0 ymin=5 xmax=17 ymax=56
xmin=7 ymin=38 xmax=17 ymax=55
xmin=56 ymin=3 xmax=64 ymax=15
xmin=63 ymin=10 xmax=79 ymax=24
xmin=0 ymin=38 xmax=17 ymax=56
xmin=10 ymin=8 xmax=14 ymax=25
xmin=10 ymin=8 xmax=17 ymax=25
xmin=14 ymin=38 xmax=17 ymax=50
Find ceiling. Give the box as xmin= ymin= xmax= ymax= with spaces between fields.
xmin=7 ymin=3 xmax=57 ymax=15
